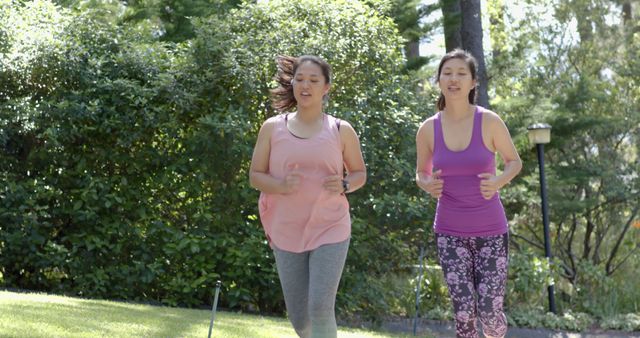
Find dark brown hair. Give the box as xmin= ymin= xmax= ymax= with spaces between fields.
xmin=436 ymin=49 xmax=478 ymax=111
xmin=270 ymin=55 xmax=332 ymax=112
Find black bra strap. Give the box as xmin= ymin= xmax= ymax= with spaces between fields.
xmin=286 ymin=113 xmax=340 ymax=132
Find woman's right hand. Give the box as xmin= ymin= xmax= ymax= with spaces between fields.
xmin=281 ymin=164 xmax=302 ymax=194
xmin=418 ymin=169 xmax=443 ymax=198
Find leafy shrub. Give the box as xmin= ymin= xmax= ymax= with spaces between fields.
xmin=601 ymin=313 xmax=640 ymax=332
xmin=508 ymin=307 xmax=593 ymax=332
xmin=506 ymin=249 xmax=555 ymax=310
xmin=0 ymin=0 xmax=434 ymax=319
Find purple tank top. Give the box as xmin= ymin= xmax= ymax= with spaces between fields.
xmin=432 ymin=106 xmax=508 ymax=237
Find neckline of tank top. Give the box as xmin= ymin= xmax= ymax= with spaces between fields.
xmin=439 ymin=106 xmax=480 ymax=153
xmin=284 ymin=113 xmax=327 ymax=140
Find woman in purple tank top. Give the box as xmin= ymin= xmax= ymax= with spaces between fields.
xmin=250 ymin=55 xmax=366 ymax=337
xmin=415 ymin=49 xmax=522 ymax=338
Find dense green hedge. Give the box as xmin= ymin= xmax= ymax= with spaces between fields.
xmin=0 ymin=0 xmax=433 ymax=315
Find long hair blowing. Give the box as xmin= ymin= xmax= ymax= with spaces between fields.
xmin=270 ymin=55 xmax=331 ymax=112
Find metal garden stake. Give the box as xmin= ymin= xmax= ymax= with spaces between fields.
xmin=208 ymin=280 xmax=222 ymax=338
xmin=413 ymin=246 xmax=425 ymax=336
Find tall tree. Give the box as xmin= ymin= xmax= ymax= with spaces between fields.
xmin=401 ymin=0 xmax=440 ymax=69
xmin=441 ymin=0 xmax=462 ymax=51
xmin=621 ymin=2 xmax=631 ymax=26
xmin=460 ymin=0 xmax=489 ymax=108
xmin=619 ymin=1 xmax=639 ymax=44
xmin=367 ymin=0 xmax=440 ymax=70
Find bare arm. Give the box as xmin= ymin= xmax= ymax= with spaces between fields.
xmin=340 ymin=121 xmax=366 ymax=193
xmin=249 ymin=119 xmax=301 ymax=194
xmin=415 ymin=119 xmax=443 ymax=198
xmin=491 ymin=114 xmax=522 ymax=187
xmin=479 ymin=112 xmax=522 ymax=199
xmin=324 ymin=121 xmax=366 ymax=194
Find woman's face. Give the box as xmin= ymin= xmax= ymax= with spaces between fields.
xmin=292 ymin=61 xmax=330 ymax=109
xmin=438 ymin=58 xmax=476 ymax=102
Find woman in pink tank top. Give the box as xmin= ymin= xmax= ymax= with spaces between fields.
xmin=415 ymin=50 xmax=522 ymax=338
xmin=250 ymin=55 xmax=366 ymax=337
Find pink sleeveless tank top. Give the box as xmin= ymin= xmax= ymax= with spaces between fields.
xmin=432 ymin=106 xmax=508 ymax=236
xmin=258 ymin=113 xmax=350 ymax=253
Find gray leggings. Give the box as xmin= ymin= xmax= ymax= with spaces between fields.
xmin=273 ymin=238 xmax=350 ymax=338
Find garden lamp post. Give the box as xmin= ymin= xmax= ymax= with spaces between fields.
xmin=527 ymin=123 xmax=556 ymax=314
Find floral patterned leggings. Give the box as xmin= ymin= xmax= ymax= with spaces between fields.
xmin=436 ymin=233 xmax=509 ymax=338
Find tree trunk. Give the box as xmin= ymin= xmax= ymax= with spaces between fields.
xmin=460 ymin=0 xmax=489 ymax=108
xmin=622 ymin=2 xmax=631 ymax=27
xmin=606 ymin=205 xmax=639 ymax=275
xmin=405 ymin=40 xmax=420 ymax=62
xmin=621 ymin=2 xmax=638 ymax=43
xmin=440 ymin=0 xmax=462 ymax=51
xmin=574 ymin=0 xmax=593 ymax=43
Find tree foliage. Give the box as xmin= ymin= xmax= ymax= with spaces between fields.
xmin=367 ymin=0 xmax=440 ymax=70
xmin=489 ymin=0 xmax=640 ymax=315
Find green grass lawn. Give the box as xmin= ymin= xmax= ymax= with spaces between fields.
xmin=0 ymin=290 xmax=432 ymax=337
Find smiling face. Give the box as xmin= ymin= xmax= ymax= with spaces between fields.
xmin=438 ymin=57 xmax=477 ymax=102
xmin=292 ymin=61 xmax=330 ymax=109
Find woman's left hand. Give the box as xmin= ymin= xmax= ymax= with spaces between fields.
xmin=478 ymin=173 xmax=501 ymax=200
xmin=323 ymin=175 xmax=344 ymax=194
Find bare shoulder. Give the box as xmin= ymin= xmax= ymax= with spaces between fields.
xmin=260 ymin=114 xmax=282 ymax=131
xmin=255 ymin=115 xmax=282 ymax=142
xmin=417 ymin=114 xmax=437 ymax=136
xmin=481 ymin=109 xmax=503 ymax=121
xmin=265 ymin=114 xmax=282 ymax=125
xmin=481 ymin=109 xmax=507 ymax=128
xmin=335 ymin=118 xmax=360 ymax=153
xmin=334 ymin=118 xmax=361 ymax=141
xmin=337 ymin=118 xmax=355 ymax=131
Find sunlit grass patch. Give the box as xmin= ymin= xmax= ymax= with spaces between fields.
xmin=0 ymin=290 xmax=432 ymax=337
